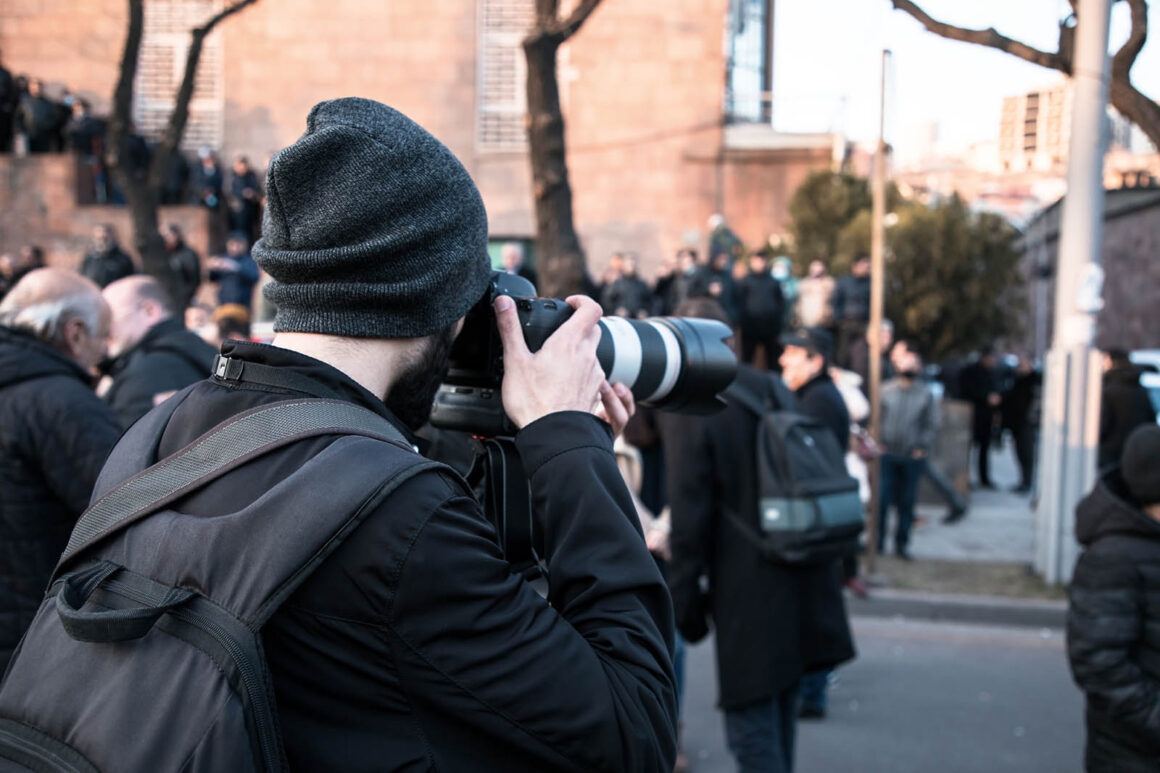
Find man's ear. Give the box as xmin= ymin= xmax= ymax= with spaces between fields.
xmin=60 ymin=316 xmax=89 ymax=358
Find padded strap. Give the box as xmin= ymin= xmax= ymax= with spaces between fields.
xmin=60 ymin=399 xmax=412 ymax=567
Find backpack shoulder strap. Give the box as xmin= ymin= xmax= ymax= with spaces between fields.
xmin=59 ymin=398 xmax=412 ymax=570
xmin=726 ymin=371 xmax=797 ymax=415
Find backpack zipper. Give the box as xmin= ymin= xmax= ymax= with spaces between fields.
xmin=101 ymin=577 xmax=282 ymax=772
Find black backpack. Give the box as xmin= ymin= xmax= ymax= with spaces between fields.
xmin=0 ymin=393 xmax=441 ymax=772
xmin=725 ymin=375 xmax=864 ymax=564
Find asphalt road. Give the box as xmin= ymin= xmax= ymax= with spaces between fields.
xmin=680 ymin=617 xmax=1084 ymax=773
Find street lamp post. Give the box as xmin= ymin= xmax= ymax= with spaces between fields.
xmin=1034 ymin=0 xmax=1112 ymax=585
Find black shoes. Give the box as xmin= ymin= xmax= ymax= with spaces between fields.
xmin=798 ymin=704 xmax=826 ymax=720
xmin=943 ymin=504 xmax=967 ymax=524
xmin=896 ymin=548 xmax=913 ymax=562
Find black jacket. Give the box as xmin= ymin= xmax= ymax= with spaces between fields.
xmin=137 ymin=340 xmax=677 ymax=771
xmin=0 ymin=327 xmax=121 ymax=671
xmin=959 ymin=361 xmax=999 ymax=439
xmin=795 ymin=372 xmax=850 ymax=451
xmin=735 ymin=273 xmax=785 ymax=336
xmin=658 ymin=365 xmax=855 ymax=709
xmin=601 ymin=275 xmax=653 ymax=318
xmin=1068 ymin=476 xmax=1160 ymax=773
xmin=1099 ymin=366 xmax=1155 ymax=471
xmin=832 ymin=274 xmax=870 ymax=324
xmin=103 ymin=318 xmax=217 ymax=428
xmin=80 ymin=247 xmax=136 ymax=288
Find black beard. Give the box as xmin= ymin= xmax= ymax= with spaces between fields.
xmin=385 ymin=322 xmax=458 ymax=432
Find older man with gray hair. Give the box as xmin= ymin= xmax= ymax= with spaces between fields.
xmin=0 ymin=268 xmax=122 ymax=671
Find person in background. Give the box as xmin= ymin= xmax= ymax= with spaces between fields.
xmin=770 ymin=256 xmax=797 ymax=330
xmin=162 ymin=223 xmax=202 ymax=315
xmin=500 ymin=241 xmax=537 ymax=289
xmin=0 ymin=245 xmax=45 ymax=301
xmin=1002 ymin=354 xmax=1041 ymax=494
xmin=80 ymin=224 xmax=136 ymax=288
xmin=735 ymin=249 xmax=785 ymax=370
xmin=959 ymin=347 xmax=1002 ymax=489
xmin=227 ymin=154 xmax=262 ymax=240
xmin=661 ymin=304 xmax=853 ymax=773
xmin=0 ymin=269 xmax=122 ymax=672
xmin=100 ymin=275 xmax=217 ymax=428
xmin=795 ymin=259 xmax=835 ymax=330
xmin=15 ymin=79 xmax=58 ymax=154
xmin=779 ymin=327 xmax=853 ymax=722
xmin=1068 ymin=424 xmax=1160 ymax=773
xmin=849 ymin=318 xmax=895 ymax=397
xmin=0 ymin=50 xmax=16 ymax=153
xmin=595 ymin=252 xmax=625 ymax=312
xmin=207 ymin=231 xmax=260 ymax=310
xmin=602 ymin=253 xmax=653 ymax=319
xmin=1099 ymin=348 xmax=1155 ymax=473
xmin=831 ymin=255 xmax=871 ymax=370
xmin=877 ymin=348 xmax=939 ymax=560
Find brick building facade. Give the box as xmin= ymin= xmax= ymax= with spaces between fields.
xmin=0 ymin=0 xmax=840 ymax=277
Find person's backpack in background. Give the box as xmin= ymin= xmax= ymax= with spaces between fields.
xmin=0 ymin=395 xmax=441 ymax=772
xmin=726 ymin=375 xmax=864 ymax=564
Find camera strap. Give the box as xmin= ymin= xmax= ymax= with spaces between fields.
xmin=212 ymin=354 xmax=347 ymax=402
xmin=470 ymin=438 xmax=545 ymax=586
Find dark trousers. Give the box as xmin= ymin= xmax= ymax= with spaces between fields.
xmin=741 ymin=330 xmax=782 ymax=371
xmin=1013 ymin=423 xmax=1036 ymax=488
xmin=835 ymin=319 xmax=866 ymax=371
xmin=724 ymin=684 xmax=800 ymax=773
xmin=799 ymin=670 xmax=828 ymax=712
xmin=878 ymin=454 xmax=925 ymax=553
xmin=975 ymin=432 xmax=993 ymax=486
xmin=924 ymin=461 xmax=965 ymax=510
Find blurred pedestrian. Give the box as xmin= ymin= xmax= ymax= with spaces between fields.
xmin=1068 ymin=424 xmax=1160 ymax=773
xmin=15 ymin=79 xmax=58 ymax=153
xmin=1099 ymin=349 xmax=1155 ymax=473
xmin=227 ymin=154 xmax=262 ymax=240
xmin=849 ymin=318 xmax=894 ymax=396
xmin=101 ymin=275 xmax=217 ymax=428
xmin=877 ymin=349 xmax=938 ymax=560
xmin=162 ymin=223 xmax=202 ymax=314
xmin=0 ymin=245 xmax=44 ymax=301
xmin=80 ymin=223 xmax=136 ymax=288
xmin=959 ymin=348 xmax=1002 ymax=489
xmin=193 ymin=147 xmax=224 ymax=209
xmin=595 ymin=251 xmax=625 ymax=311
xmin=831 ymin=254 xmax=871 ymax=370
xmin=500 ymin=241 xmax=537 ymax=289
xmin=662 ymin=303 xmax=854 ymax=772
xmin=795 ymin=259 xmax=835 ymax=329
xmin=736 ymin=250 xmax=785 ymax=369
xmin=771 ymin=256 xmax=797 ymax=330
xmin=1002 ymin=354 xmax=1041 ymax=494
xmin=602 ymin=253 xmax=653 ymax=319
xmin=0 ymin=50 xmax=17 ymax=153
xmin=207 ymin=231 xmax=259 ymax=310
xmin=0 ymin=268 xmax=121 ymax=672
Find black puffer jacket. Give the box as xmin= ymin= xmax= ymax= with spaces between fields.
xmin=103 ymin=318 xmax=217 ymax=428
xmin=0 ymin=327 xmax=122 ymax=671
xmin=1068 ymin=476 xmax=1160 ymax=773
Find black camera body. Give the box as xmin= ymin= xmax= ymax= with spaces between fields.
xmin=430 ymin=271 xmax=736 ymax=436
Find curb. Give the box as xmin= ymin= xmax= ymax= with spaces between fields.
xmin=847 ymin=588 xmax=1067 ymax=630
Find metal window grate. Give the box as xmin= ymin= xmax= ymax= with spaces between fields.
xmin=477 ymin=0 xmax=533 ymax=151
xmin=133 ymin=0 xmax=225 ymax=151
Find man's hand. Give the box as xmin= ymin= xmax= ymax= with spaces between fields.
xmin=495 ymin=294 xmax=610 ymax=430
xmin=911 ymin=448 xmax=927 ymax=460
xmin=595 ymin=382 xmax=635 ymax=437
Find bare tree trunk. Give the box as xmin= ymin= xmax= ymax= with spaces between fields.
xmin=891 ymin=0 xmax=1160 ymax=151
xmin=523 ymin=0 xmax=602 ymax=298
xmin=106 ymin=0 xmax=259 ymax=306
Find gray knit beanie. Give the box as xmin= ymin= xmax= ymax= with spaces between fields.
xmin=253 ymin=97 xmax=492 ymax=338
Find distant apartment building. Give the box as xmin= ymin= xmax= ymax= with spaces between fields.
xmin=0 ymin=0 xmax=843 ymax=276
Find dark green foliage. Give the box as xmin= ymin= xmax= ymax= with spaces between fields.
xmin=787 ymin=172 xmax=1025 ymax=362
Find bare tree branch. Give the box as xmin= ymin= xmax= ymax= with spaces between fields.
xmin=552 ymin=0 xmax=602 ymax=41
xmin=534 ymin=0 xmax=560 ymax=29
xmin=1112 ymin=0 xmax=1148 ymax=79
xmin=106 ymin=0 xmax=144 ymax=173
xmin=149 ymin=0 xmax=259 ymax=189
xmin=890 ymin=0 xmax=1065 ymax=71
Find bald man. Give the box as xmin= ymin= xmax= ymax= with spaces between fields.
xmin=0 ymin=268 xmax=122 ymax=671
xmin=102 ymin=275 xmax=217 ymax=428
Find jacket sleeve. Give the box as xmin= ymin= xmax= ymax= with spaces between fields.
xmin=658 ymin=413 xmax=715 ymax=643
xmin=916 ymin=391 xmax=939 ymax=452
xmin=1068 ymin=544 xmax=1160 ymax=749
xmin=29 ymin=381 xmax=122 ymax=513
xmin=386 ymin=412 xmax=677 ymax=773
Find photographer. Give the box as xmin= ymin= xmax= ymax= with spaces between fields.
xmin=24 ymin=99 xmax=677 ymax=771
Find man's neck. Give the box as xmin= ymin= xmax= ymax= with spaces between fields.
xmin=1145 ymin=504 xmax=1160 ymax=524
xmin=271 ymin=332 xmax=411 ymax=401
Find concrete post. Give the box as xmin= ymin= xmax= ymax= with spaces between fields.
xmin=1034 ymin=0 xmax=1112 ymax=585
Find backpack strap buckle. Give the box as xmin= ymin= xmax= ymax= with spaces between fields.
xmin=213 ymin=354 xmax=244 ymax=381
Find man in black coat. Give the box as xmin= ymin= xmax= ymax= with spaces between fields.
xmin=1099 ymin=349 xmax=1156 ymax=472
xmin=1068 ymin=425 xmax=1160 ymax=773
xmin=15 ymin=79 xmax=58 ymax=154
xmin=736 ymin=251 xmax=786 ymax=369
xmin=601 ymin=254 xmax=653 ymax=319
xmin=80 ymin=224 xmax=136 ymax=289
xmin=162 ymin=223 xmax=202 ymax=313
xmin=17 ymin=99 xmax=677 ymax=771
xmin=0 ymin=268 xmax=122 ymax=672
xmin=959 ymin=348 xmax=1002 ymax=488
xmin=660 ymin=306 xmax=854 ymax=772
xmin=831 ymin=255 xmax=871 ymax=370
xmin=101 ymin=275 xmax=217 ymax=428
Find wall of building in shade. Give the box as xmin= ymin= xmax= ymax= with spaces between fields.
xmin=0 ymin=0 xmax=840 ymax=277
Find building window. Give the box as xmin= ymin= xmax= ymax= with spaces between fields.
xmin=725 ymin=0 xmax=772 ymax=124
xmin=133 ymin=0 xmax=224 ymax=151
xmin=477 ymin=0 xmax=534 ymax=152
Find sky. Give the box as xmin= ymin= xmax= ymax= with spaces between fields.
xmin=772 ymin=0 xmax=1160 ymax=159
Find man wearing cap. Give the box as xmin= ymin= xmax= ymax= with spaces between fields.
xmin=1068 ymin=424 xmax=1160 ymax=773
xmin=65 ymin=98 xmax=676 ymax=771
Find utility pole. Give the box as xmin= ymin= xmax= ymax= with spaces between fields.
xmin=865 ymin=49 xmax=890 ymax=576
xmin=1035 ymin=0 xmax=1112 ymax=585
